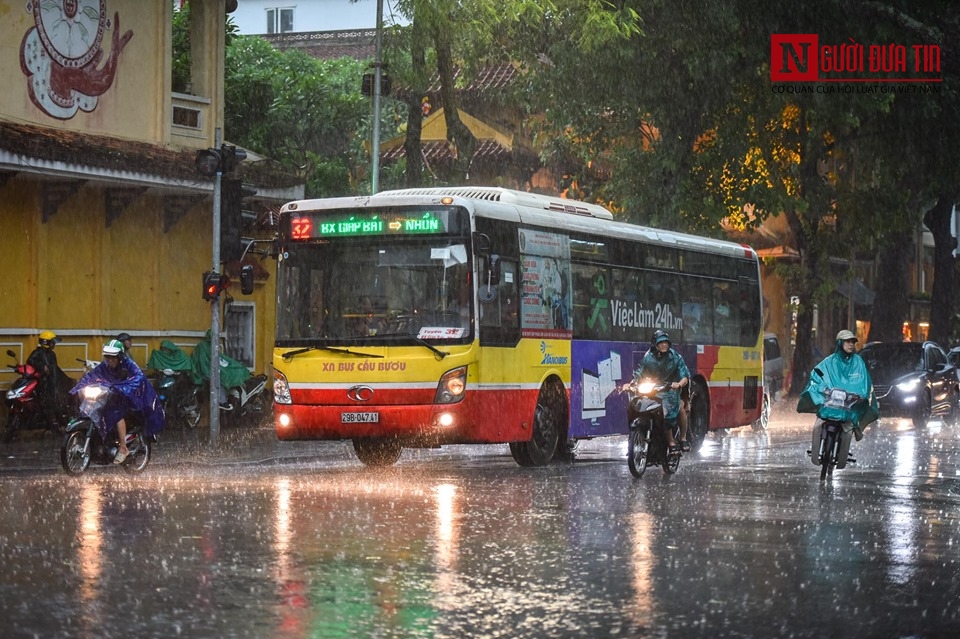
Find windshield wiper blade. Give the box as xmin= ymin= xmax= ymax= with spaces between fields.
xmin=375 ymin=333 xmax=448 ymax=359
xmin=281 ymin=345 xmax=383 ymax=361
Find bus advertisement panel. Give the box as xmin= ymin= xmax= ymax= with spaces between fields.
xmin=271 ymin=188 xmax=763 ymax=468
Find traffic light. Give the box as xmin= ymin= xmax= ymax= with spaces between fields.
xmin=239 ymin=264 xmax=255 ymax=295
xmin=195 ymin=144 xmax=246 ymax=177
xmin=221 ymin=179 xmax=258 ymax=263
xmin=202 ymin=271 xmax=229 ymax=301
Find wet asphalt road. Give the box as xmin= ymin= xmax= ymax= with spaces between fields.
xmin=1 ymin=405 xmax=959 ymax=638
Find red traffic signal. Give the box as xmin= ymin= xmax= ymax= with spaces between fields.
xmin=202 ymin=271 xmax=229 ymax=301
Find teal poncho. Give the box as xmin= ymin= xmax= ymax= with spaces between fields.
xmin=797 ymin=339 xmax=880 ymax=430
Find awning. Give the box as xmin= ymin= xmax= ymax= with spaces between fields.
xmin=837 ymin=278 xmax=875 ymax=306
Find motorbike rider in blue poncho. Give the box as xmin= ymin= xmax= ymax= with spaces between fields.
xmin=634 ymin=330 xmax=691 ymax=452
xmin=797 ymin=329 xmax=880 ymax=442
xmin=71 ymin=340 xmax=165 ymax=463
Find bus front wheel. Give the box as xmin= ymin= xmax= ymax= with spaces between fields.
xmin=352 ymin=438 xmax=402 ymax=467
xmin=510 ymin=382 xmax=564 ymax=467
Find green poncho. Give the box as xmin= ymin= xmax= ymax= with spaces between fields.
xmin=147 ymin=340 xmax=193 ymax=372
xmin=189 ymin=332 xmax=252 ymax=390
xmin=797 ymin=339 xmax=880 ymax=430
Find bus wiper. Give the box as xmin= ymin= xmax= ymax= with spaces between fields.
xmin=375 ymin=333 xmax=449 ymax=360
xmin=281 ymin=345 xmax=384 ymax=361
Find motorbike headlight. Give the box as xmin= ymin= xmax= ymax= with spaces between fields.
xmin=435 ymin=366 xmax=467 ymax=404
xmin=82 ymin=386 xmax=104 ymax=400
xmin=273 ymin=370 xmax=292 ymax=405
xmin=896 ymin=379 xmax=921 ymax=393
xmin=636 ymin=381 xmax=657 ymax=395
xmin=6 ymin=389 xmax=19 ymax=400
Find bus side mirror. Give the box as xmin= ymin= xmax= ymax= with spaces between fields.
xmin=240 ymin=264 xmax=255 ymax=295
xmin=473 ymin=232 xmax=491 ymax=256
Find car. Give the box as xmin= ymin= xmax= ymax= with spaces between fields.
xmin=754 ymin=332 xmax=784 ymax=431
xmin=859 ymin=341 xmax=960 ymax=428
xmin=948 ymin=346 xmax=960 ymax=369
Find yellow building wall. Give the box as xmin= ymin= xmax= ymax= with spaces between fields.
xmin=0 ymin=0 xmax=173 ymax=144
xmin=0 ymin=174 xmax=278 ymax=389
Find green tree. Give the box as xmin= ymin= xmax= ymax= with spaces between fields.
xmin=224 ymin=36 xmax=378 ymax=197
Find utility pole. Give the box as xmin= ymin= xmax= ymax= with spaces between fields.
xmin=209 ymin=128 xmax=223 ymax=445
xmin=371 ymin=0 xmax=383 ymax=194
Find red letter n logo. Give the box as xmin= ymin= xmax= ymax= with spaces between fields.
xmin=771 ymin=34 xmax=818 ymax=82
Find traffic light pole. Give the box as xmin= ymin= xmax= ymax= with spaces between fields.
xmin=209 ymin=129 xmax=223 ymax=445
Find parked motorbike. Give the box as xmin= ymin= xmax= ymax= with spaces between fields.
xmin=151 ymin=368 xmax=201 ymax=431
xmin=808 ymin=388 xmax=860 ymax=480
xmin=219 ymin=374 xmax=269 ymax=428
xmin=4 ymin=349 xmax=77 ymax=441
xmin=626 ymin=380 xmax=682 ymax=478
xmin=60 ymin=383 xmax=152 ymax=476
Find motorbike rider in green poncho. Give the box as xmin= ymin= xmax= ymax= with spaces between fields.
xmin=797 ymin=329 xmax=880 ymax=443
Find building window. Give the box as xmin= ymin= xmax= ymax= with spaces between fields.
xmin=266 ymin=7 xmax=294 ymax=34
xmin=224 ymin=302 xmax=256 ymax=369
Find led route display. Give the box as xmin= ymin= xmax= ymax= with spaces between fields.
xmin=289 ymin=210 xmax=448 ymax=239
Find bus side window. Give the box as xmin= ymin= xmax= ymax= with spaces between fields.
xmin=479 ymin=260 xmax=520 ymax=346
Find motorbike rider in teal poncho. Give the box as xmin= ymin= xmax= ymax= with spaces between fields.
xmin=797 ymin=329 xmax=880 ymax=441
xmin=634 ymin=330 xmax=691 ymax=452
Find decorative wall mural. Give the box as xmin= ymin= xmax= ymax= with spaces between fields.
xmin=20 ymin=0 xmax=133 ymax=120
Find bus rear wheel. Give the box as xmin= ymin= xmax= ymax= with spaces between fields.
xmin=352 ymin=438 xmax=402 ymax=467
xmin=511 ymin=382 xmax=564 ymax=467
xmin=687 ymin=381 xmax=709 ymax=452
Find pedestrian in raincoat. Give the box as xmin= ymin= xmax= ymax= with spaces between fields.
xmin=797 ymin=329 xmax=879 ymax=441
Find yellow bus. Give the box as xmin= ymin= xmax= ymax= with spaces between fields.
xmin=272 ymin=187 xmax=764 ymax=466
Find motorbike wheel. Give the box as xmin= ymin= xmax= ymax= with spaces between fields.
xmin=820 ymin=429 xmax=836 ymax=481
xmin=662 ymin=448 xmax=681 ymax=475
xmin=121 ymin=434 xmax=151 ymax=475
xmin=61 ymin=431 xmax=91 ymax=476
xmin=3 ymin=414 xmax=22 ymax=442
xmin=181 ymin=397 xmax=201 ymax=430
xmin=627 ymin=420 xmax=649 ymax=478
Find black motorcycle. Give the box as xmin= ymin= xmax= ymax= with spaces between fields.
xmin=808 ymin=388 xmax=860 ymax=481
xmin=60 ymin=383 xmax=152 ymax=476
xmin=626 ymin=380 xmax=682 ymax=478
xmin=151 ymin=368 xmax=201 ymax=431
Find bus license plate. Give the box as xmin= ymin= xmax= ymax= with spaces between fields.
xmin=341 ymin=412 xmax=379 ymax=424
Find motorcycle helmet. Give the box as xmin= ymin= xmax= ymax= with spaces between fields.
xmin=39 ymin=330 xmax=61 ymax=348
xmin=652 ymin=329 xmax=671 ymax=346
xmin=102 ymin=339 xmax=124 ymax=357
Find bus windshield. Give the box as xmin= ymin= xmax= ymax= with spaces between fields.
xmin=276 ymin=238 xmax=473 ymax=345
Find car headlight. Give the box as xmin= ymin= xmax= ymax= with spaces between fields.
xmin=896 ymin=379 xmax=921 ymax=392
xmin=435 ymin=366 xmax=467 ymax=404
xmin=273 ymin=370 xmax=292 ymax=405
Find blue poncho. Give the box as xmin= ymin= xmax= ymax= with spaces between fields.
xmin=797 ymin=339 xmax=880 ymax=430
xmin=72 ymin=354 xmax=165 ymax=436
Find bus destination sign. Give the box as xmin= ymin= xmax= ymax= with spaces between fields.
xmin=290 ymin=210 xmax=446 ymax=240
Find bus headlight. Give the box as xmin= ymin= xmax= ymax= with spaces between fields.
xmin=274 ymin=371 xmax=292 ymax=405
xmin=434 ymin=366 xmax=467 ymax=404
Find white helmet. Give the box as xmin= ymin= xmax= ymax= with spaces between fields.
xmin=102 ymin=339 xmax=124 ymax=357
